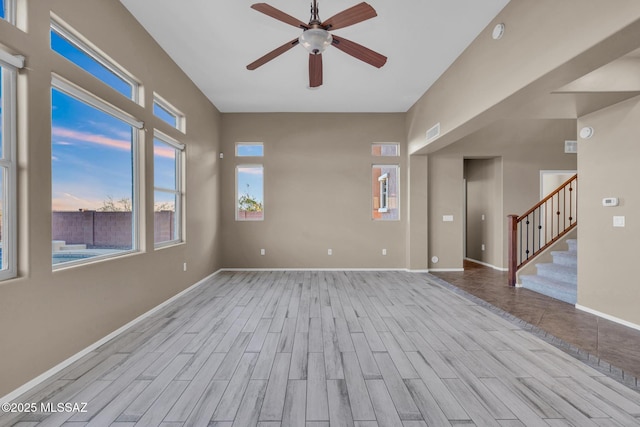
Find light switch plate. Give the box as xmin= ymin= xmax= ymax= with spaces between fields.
xmin=443 ymin=215 xmax=454 ymax=222
xmin=613 ymin=216 xmax=625 ymax=227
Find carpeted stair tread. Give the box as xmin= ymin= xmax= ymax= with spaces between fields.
xmin=520 ymin=274 xmax=577 ymax=304
xmin=519 ymin=239 xmax=577 ymax=304
xmin=536 ymin=262 xmax=577 ymax=285
xmin=550 ymin=250 xmax=577 ymax=267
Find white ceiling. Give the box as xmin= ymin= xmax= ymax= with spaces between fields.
xmin=119 ymin=0 xmax=510 ymax=113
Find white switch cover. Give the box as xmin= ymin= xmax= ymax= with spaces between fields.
xmin=613 ymin=216 xmax=625 ymax=227
xmin=260 ymin=249 xmax=266 ymax=255
xmin=328 ymin=249 xmax=332 ymax=255
xmin=481 ymin=214 xmax=485 ymax=221
xmin=443 ymin=215 xmax=454 ymax=222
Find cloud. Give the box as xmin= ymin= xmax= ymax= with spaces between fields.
xmin=237 ymin=166 xmax=263 ymax=175
xmin=52 ymin=126 xmax=131 ymax=152
xmin=154 ymin=144 xmax=176 ymax=159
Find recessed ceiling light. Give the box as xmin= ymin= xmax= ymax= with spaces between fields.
xmin=492 ymin=23 xmax=505 ymax=40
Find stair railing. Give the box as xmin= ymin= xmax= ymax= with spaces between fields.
xmin=508 ymin=174 xmax=577 ymax=286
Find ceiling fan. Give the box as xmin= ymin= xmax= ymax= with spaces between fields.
xmin=246 ymin=1 xmax=387 ymax=88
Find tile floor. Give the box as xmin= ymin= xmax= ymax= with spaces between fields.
xmin=432 ymin=260 xmax=640 ymax=383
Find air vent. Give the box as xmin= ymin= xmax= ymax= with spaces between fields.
xmin=564 ymin=140 xmax=577 ymax=154
xmin=426 ymin=123 xmax=441 ymax=142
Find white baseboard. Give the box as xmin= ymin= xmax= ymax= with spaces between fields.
xmin=464 ymin=258 xmax=508 ymax=272
xmin=220 ymin=268 xmax=408 ymax=272
xmin=1 ymin=269 xmax=223 ymax=404
xmin=575 ymin=304 xmax=640 ymax=332
xmin=429 ymin=268 xmax=464 ymax=272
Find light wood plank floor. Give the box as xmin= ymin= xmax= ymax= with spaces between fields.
xmin=3 ymin=271 xmax=640 ymax=426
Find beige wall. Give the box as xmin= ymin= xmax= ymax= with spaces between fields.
xmin=0 ymin=0 xmax=221 ymax=396
xmin=427 ymin=120 xmax=577 ymax=270
xmin=220 ymin=113 xmax=407 ymax=269
xmin=577 ymin=96 xmax=640 ymax=326
xmin=406 ymin=0 xmax=640 ymax=155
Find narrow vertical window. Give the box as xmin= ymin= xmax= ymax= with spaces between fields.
xmin=0 ymin=52 xmax=21 ymax=279
xmin=372 ymin=165 xmax=399 ymax=220
xmin=154 ymin=131 xmax=184 ymax=246
xmin=236 ymin=165 xmax=264 ymax=221
xmin=51 ymin=77 xmax=142 ymax=267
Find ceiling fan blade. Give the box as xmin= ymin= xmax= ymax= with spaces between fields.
xmin=331 ymin=35 xmax=387 ymax=68
xmin=247 ymin=38 xmax=300 ymax=70
xmin=251 ymin=3 xmax=308 ymax=29
xmin=309 ymin=54 xmax=323 ymax=88
xmin=322 ymin=2 xmax=377 ymax=30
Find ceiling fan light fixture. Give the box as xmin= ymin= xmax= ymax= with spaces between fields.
xmin=299 ymin=28 xmax=333 ymax=54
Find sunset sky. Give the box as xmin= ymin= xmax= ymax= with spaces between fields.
xmin=51 ymin=28 xmax=176 ymax=212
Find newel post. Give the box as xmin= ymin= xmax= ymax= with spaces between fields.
xmin=507 ymin=215 xmax=518 ymax=287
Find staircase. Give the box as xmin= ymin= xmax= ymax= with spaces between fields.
xmin=520 ymin=239 xmax=577 ymax=304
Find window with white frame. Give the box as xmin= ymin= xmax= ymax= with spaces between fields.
xmin=0 ymin=50 xmax=23 ymax=280
xmin=51 ymin=76 xmax=142 ymax=267
xmin=236 ymin=165 xmax=264 ymax=221
xmin=0 ymin=0 xmax=16 ymax=24
xmin=371 ymin=143 xmax=400 ymax=157
xmin=236 ymin=143 xmax=264 ymax=157
xmin=154 ymin=131 xmax=184 ymax=246
xmin=153 ymin=93 xmax=185 ymax=132
xmin=50 ymin=18 xmax=139 ymax=102
xmin=372 ymin=165 xmax=399 ymax=221
xmin=235 ymin=143 xmax=264 ymax=221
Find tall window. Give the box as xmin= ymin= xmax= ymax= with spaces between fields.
xmin=0 ymin=50 xmax=22 ymax=280
xmin=50 ymin=18 xmax=139 ymax=102
xmin=154 ymin=131 xmax=184 ymax=246
xmin=236 ymin=166 xmax=264 ymax=221
xmin=153 ymin=93 xmax=185 ymax=132
xmin=372 ymin=165 xmax=399 ymax=220
xmin=235 ymin=143 xmax=264 ymax=221
xmin=51 ymin=77 xmax=142 ymax=267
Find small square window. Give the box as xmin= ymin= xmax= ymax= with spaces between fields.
xmin=236 ymin=143 xmax=264 ymax=157
xmin=372 ymin=143 xmax=400 ymax=157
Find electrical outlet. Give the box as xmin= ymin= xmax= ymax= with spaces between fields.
xmin=260 ymin=248 xmax=266 ymax=255
xmin=328 ymin=249 xmax=332 ymax=255
xmin=481 ymin=214 xmax=485 ymax=221
xmin=183 ymin=262 xmax=187 ymax=272
xmin=481 ymin=244 xmax=485 ymax=251
xmin=382 ymin=248 xmax=387 ymax=255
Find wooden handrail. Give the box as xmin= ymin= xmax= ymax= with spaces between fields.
xmin=517 ymin=174 xmax=579 ymax=220
xmin=507 ymin=174 xmax=577 ymax=286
